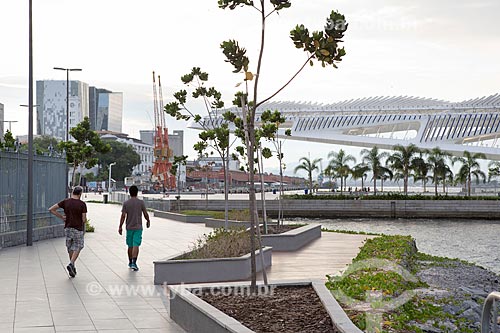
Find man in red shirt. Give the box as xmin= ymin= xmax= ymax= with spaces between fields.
xmin=49 ymin=186 xmax=87 ymax=278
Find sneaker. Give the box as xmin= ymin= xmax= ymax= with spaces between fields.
xmin=128 ymin=263 xmax=133 ymax=269
xmin=131 ymin=263 xmax=139 ymax=271
xmin=67 ymin=263 xmax=76 ymax=278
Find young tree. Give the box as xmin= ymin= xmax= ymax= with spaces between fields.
xmin=260 ymin=109 xmax=291 ymax=227
xmin=165 ymin=67 xmax=232 ymax=228
xmin=171 ymin=155 xmax=188 ymax=211
xmin=179 ymin=1 xmax=347 ymax=291
xmin=328 ymin=149 xmax=356 ymax=194
xmin=33 ymin=135 xmax=60 ymax=155
xmin=3 ymin=130 xmax=16 ymax=150
xmin=360 ymin=146 xmax=389 ymax=195
xmin=59 ymin=117 xmax=111 ymax=187
xmin=452 ymin=150 xmax=486 ymax=196
xmin=386 ymin=144 xmax=420 ymax=195
xmin=96 ymin=140 xmax=141 ymax=182
xmin=294 ymin=157 xmax=322 ymax=193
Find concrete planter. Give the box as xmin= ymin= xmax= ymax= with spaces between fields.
xmin=154 ymin=211 xmax=209 ymax=223
xmin=168 ymin=280 xmax=362 ymax=333
xmin=154 ymin=247 xmax=272 ymax=285
xmin=261 ymin=224 xmax=321 ymax=251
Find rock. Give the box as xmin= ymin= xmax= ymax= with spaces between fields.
xmin=460 ymin=308 xmax=481 ymax=324
xmin=412 ymin=322 xmax=443 ymax=333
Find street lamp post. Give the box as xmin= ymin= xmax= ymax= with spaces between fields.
xmin=53 ymin=67 xmax=82 ymax=141
xmin=54 ymin=67 xmax=81 ymax=195
xmin=109 ymin=162 xmax=116 ymax=192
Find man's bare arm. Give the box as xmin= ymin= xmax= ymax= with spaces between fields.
xmin=142 ymin=207 xmax=150 ymax=228
xmin=118 ymin=212 xmax=126 ymax=235
xmin=48 ymin=203 xmax=65 ymax=221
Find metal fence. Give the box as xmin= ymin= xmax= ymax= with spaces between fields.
xmin=0 ymin=151 xmax=66 ymax=235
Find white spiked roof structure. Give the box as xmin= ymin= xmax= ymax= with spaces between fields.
xmin=235 ymin=93 xmax=500 ymax=114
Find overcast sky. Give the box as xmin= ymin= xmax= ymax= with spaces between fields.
xmin=1 ymin=0 xmax=499 ymax=175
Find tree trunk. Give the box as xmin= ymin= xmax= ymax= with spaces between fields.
xmin=247 ymin=123 xmax=257 ymax=292
xmin=258 ymin=146 xmax=268 ymax=234
xmin=468 ymin=174 xmax=471 ymax=196
xmin=278 ymin=142 xmax=284 ymax=226
xmin=224 ymin=148 xmax=229 ymax=230
xmin=434 ymin=175 xmax=438 ymax=196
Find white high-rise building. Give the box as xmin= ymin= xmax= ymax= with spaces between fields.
xmin=0 ymin=102 xmax=4 ymax=136
xmin=36 ymin=80 xmax=89 ymax=140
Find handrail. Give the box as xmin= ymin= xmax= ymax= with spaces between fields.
xmin=482 ymin=291 xmax=500 ymax=333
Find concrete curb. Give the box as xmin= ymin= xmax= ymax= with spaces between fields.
xmin=261 ymin=224 xmax=321 ymax=251
xmin=168 ymin=280 xmax=363 ymax=333
xmin=154 ymin=247 xmax=272 ymax=285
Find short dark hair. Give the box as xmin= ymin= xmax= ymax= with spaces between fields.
xmin=129 ymin=185 xmax=139 ymax=197
xmin=72 ymin=186 xmax=83 ymax=195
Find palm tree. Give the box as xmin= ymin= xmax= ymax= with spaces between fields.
xmin=294 ymin=157 xmax=322 ymax=193
xmin=377 ymin=166 xmax=393 ymax=193
xmin=351 ymin=164 xmax=370 ymax=192
xmin=323 ymin=164 xmax=337 ymax=191
xmin=386 ymin=144 xmax=420 ymax=195
xmin=488 ymin=161 xmax=500 ymax=182
xmin=413 ymin=152 xmax=432 ymax=193
xmin=360 ymin=146 xmax=390 ymax=195
xmin=452 ymin=151 xmax=487 ymax=196
xmin=426 ymin=147 xmax=451 ymax=196
xmin=328 ymin=149 xmax=356 ymax=194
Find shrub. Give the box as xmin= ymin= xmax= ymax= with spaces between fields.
xmin=177 ymin=228 xmax=256 ymax=260
xmin=85 ymin=219 xmax=95 ymax=232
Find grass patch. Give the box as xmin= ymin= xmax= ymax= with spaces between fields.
xmin=326 ymin=234 xmax=477 ymax=332
xmin=321 ymin=228 xmax=381 ymax=236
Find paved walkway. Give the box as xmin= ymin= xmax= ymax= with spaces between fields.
xmin=0 ymin=201 xmax=370 ymax=332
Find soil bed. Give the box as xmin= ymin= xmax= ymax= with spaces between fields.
xmin=199 ymin=285 xmax=339 ymax=333
xmin=261 ymin=224 xmax=301 ymax=235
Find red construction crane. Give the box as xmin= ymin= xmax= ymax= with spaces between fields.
xmin=151 ymin=71 xmax=175 ymax=191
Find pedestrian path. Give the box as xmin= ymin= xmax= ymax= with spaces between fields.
xmin=0 ymin=201 xmax=370 ymax=332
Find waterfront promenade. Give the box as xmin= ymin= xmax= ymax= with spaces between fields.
xmin=0 ymin=201 xmax=370 ymax=332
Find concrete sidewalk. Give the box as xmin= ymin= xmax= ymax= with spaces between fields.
xmin=0 ymin=201 xmax=370 ymax=332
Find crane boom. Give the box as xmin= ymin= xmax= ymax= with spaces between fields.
xmin=150 ymin=71 xmax=175 ymax=191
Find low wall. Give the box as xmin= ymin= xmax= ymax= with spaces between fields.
xmin=154 ymin=211 xmax=208 ymax=223
xmin=170 ymin=199 xmax=500 ymax=219
xmin=204 ymin=219 xmax=252 ymax=229
xmin=261 ymin=224 xmax=321 ymax=251
xmin=110 ymin=193 xmax=171 ymax=211
xmin=0 ymin=224 xmax=65 ymax=249
xmin=154 ymin=247 xmax=272 ymax=285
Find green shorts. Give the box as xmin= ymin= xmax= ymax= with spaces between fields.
xmin=126 ymin=229 xmax=143 ymax=247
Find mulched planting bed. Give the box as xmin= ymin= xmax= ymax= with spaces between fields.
xmin=199 ymin=285 xmax=339 ymax=333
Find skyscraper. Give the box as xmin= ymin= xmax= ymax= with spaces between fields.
xmin=36 ymin=80 xmax=89 ymax=140
xmin=0 ymin=102 xmax=4 ymax=135
xmin=89 ymin=87 xmax=123 ymax=132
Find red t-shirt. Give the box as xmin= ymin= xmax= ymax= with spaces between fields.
xmin=58 ymin=198 xmax=87 ymax=231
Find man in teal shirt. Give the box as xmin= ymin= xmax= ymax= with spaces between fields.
xmin=119 ymin=185 xmax=150 ymax=271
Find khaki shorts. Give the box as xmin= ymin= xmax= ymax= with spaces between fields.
xmin=65 ymin=227 xmax=84 ymax=251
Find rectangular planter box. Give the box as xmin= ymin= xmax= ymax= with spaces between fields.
xmin=261 ymin=224 xmax=321 ymax=251
xmin=154 ymin=211 xmax=209 ymax=223
xmin=154 ymin=247 xmax=272 ymax=285
xmin=168 ymin=280 xmax=362 ymax=333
